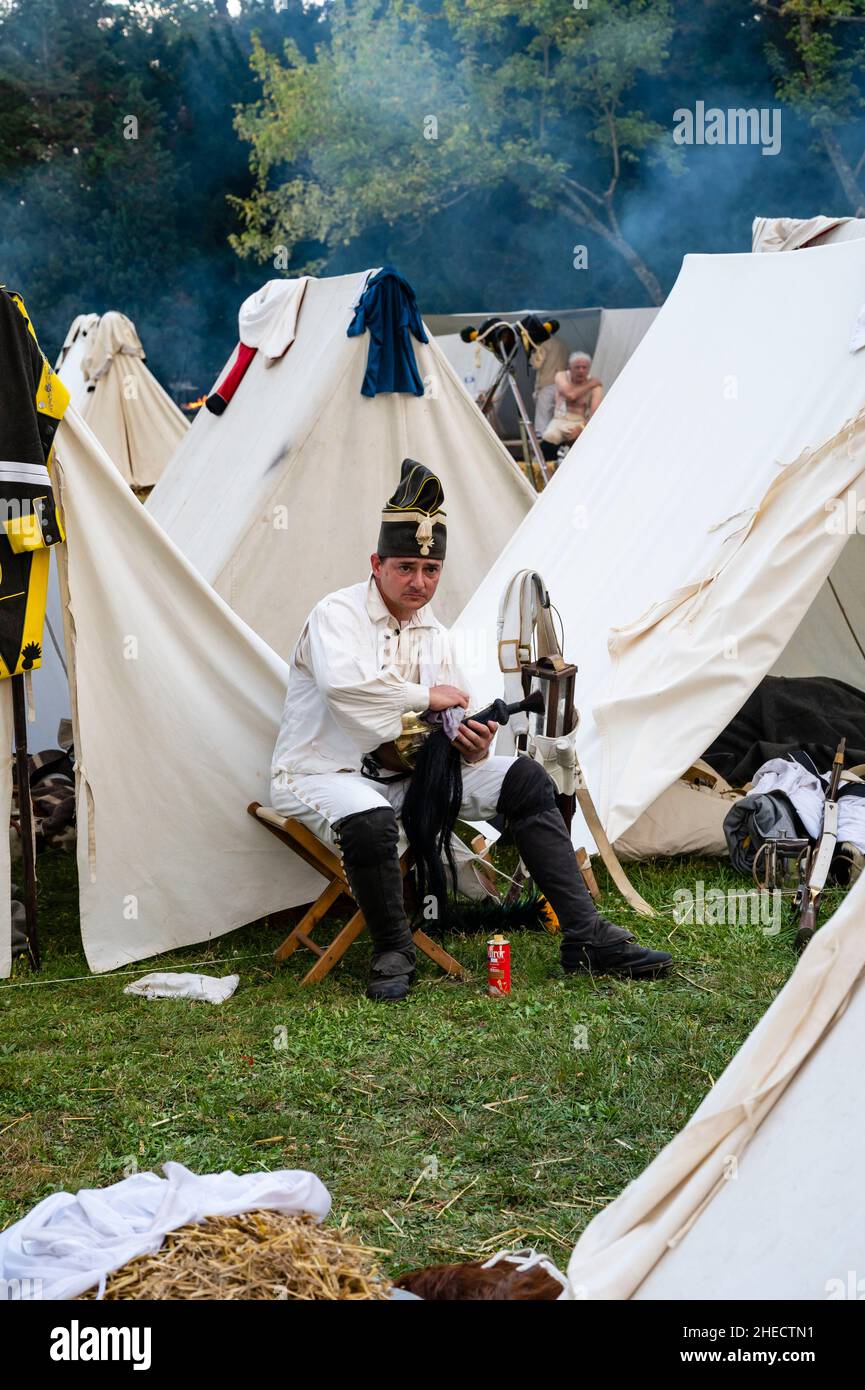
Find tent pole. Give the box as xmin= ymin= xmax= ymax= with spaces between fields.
xmin=477 ymin=348 xmax=513 ymax=418
xmin=477 ymin=342 xmax=550 ymax=489
xmin=503 ymin=372 xmax=549 ymax=487
xmin=11 ymin=674 xmax=39 ymax=970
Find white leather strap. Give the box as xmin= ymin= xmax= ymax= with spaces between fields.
xmin=496 ymin=570 xmax=561 ymax=750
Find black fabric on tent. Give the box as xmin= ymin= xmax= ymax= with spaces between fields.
xmin=704 ymin=676 xmax=865 ymax=785
xmin=0 ymin=288 xmax=48 ymax=464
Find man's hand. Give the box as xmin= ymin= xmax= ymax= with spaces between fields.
xmin=428 ymin=684 xmax=469 ymax=711
xmin=453 ymin=718 xmax=498 ymax=763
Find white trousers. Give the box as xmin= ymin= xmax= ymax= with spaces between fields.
xmin=542 ymin=411 xmax=586 ymax=446
xmin=271 ymin=756 xmax=517 ymax=850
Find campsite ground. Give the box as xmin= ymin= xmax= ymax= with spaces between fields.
xmin=0 ymin=850 xmax=834 ymax=1275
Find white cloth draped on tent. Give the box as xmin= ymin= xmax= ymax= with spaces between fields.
xmin=237 ymin=277 xmax=312 ymax=361
xmin=752 ymin=214 xmax=865 ymax=253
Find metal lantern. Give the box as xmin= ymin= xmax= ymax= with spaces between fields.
xmin=520 ymin=655 xmax=577 ymax=740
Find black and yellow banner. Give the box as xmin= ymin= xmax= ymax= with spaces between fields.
xmin=0 ymin=288 xmax=69 ymax=680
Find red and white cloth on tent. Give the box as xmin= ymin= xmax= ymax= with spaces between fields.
xmin=238 ymin=278 xmax=312 ymax=363
xmin=207 ymin=278 xmax=313 ymax=411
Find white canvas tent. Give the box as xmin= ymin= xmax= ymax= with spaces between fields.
xmin=55 ymin=311 xmax=188 ymax=492
xmin=146 ymin=271 xmax=536 ymax=660
xmin=27 ymin=314 xmax=191 ymax=752
xmin=566 ymin=871 xmax=865 ymax=1300
xmin=758 ymin=214 xmax=865 ymax=681
xmin=2 ymin=403 xmax=321 ymax=980
xmin=448 ymin=238 xmax=865 ymax=1300
xmin=54 ymin=314 xmax=100 ymax=408
xmin=453 ymin=239 xmax=865 ymax=854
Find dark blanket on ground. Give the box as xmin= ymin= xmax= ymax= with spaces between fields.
xmin=703 ymin=675 xmax=865 ymax=785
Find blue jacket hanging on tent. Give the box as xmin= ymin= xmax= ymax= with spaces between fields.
xmin=347 ymin=265 xmax=428 ymax=398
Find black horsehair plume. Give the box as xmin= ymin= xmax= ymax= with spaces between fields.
xmin=432 ymin=888 xmax=552 ymax=938
xmin=400 ymin=727 xmax=463 ymax=919
xmin=400 ymin=692 xmax=545 ymax=924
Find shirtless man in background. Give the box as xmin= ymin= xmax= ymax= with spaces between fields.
xmin=541 ymin=351 xmax=604 ymax=459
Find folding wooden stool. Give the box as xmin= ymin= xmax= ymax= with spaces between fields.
xmin=247 ymin=803 xmax=465 ymax=986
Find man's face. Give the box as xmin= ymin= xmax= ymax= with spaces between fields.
xmin=569 ymin=357 xmax=590 ymax=384
xmin=371 ymin=554 xmax=443 ymax=613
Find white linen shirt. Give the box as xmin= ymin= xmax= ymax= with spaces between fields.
xmin=271 ymin=576 xmax=473 ymax=777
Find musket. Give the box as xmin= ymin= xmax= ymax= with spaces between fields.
xmin=795 ymin=738 xmax=846 ymax=953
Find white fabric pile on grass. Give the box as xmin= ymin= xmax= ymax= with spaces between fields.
xmin=0 ymin=1161 xmax=331 ymax=1300
xmin=123 ymin=971 xmax=240 ymax=1004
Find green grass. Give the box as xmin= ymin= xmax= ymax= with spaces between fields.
xmin=0 ymin=847 xmax=838 ymax=1275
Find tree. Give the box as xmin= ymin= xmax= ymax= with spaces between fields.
xmin=0 ymin=0 xmax=183 ymax=347
xmin=0 ymin=0 xmax=323 ymax=388
xmin=759 ymin=0 xmax=865 ymax=215
xmin=231 ymin=0 xmax=678 ymax=303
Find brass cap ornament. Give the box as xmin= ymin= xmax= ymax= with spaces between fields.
xmin=377 ymin=458 xmax=447 ymax=559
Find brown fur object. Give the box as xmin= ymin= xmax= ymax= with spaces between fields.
xmin=394 ymin=1258 xmax=562 ymax=1300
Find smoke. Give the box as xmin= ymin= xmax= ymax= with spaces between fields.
xmin=0 ymin=0 xmax=321 ymax=393
xmin=0 ymin=0 xmax=862 ymax=390
xmin=269 ymin=0 xmax=860 ymax=314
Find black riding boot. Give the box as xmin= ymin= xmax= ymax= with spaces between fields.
xmin=336 ymin=807 xmax=417 ymax=1001
xmin=497 ymin=759 xmax=672 ymax=979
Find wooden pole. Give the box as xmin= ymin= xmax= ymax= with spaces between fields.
xmin=11 ymin=674 xmax=39 ymax=970
xmin=503 ymin=371 xmax=550 ymax=486
xmin=477 ymin=342 xmax=549 ymax=489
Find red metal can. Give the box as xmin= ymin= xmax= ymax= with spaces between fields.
xmin=487 ymin=934 xmax=511 ymax=997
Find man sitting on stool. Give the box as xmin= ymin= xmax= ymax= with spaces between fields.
xmin=270 ymin=458 xmax=671 ymax=1001
xmin=540 ymin=351 xmax=604 ymax=464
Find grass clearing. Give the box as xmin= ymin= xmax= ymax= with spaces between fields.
xmin=1 ymin=846 xmax=834 ymax=1274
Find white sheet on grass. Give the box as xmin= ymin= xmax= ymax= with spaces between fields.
xmin=0 ymin=1160 xmax=330 ymax=1300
